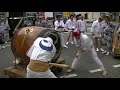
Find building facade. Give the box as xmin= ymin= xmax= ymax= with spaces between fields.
xmin=0 ymin=12 xmax=9 ymax=18
xmin=75 ymin=12 xmax=101 ymax=20
xmin=75 ymin=12 xmax=120 ymax=21
xmin=1 ymin=12 xmax=119 ymax=21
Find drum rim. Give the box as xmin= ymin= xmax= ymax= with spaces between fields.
xmin=11 ymin=27 xmax=62 ymax=65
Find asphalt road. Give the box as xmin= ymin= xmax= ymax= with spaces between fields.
xmin=0 ymin=32 xmax=120 ymax=78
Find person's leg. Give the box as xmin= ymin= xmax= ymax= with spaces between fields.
xmin=26 ymin=68 xmax=57 ymax=78
xmin=59 ymin=33 xmax=68 ymax=48
xmin=26 ymin=67 xmax=36 ymax=78
xmin=4 ymin=30 xmax=9 ymax=43
xmin=0 ymin=33 xmax=5 ymax=49
xmin=89 ymin=48 xmax=107 ymax=75
xmin=108 ymin=36 xmax=112 ymax=53
xmin=67 ymin=51 xmax=85 ymax=72
xmin=94 ymin=37 xmax=99 ymax=51
xmin=102 ymin=38 xmax=107 ymax=54
xmin=106 ymin=39 xmax=112 ymax=55
xmin=71 ymin=31 xmax=74 ymax=44
xmin=1 ymin=44 xmax=5 ymax=49
xmin=99 ymin=37 xmax=104 ymax=51
xmin=47 ymin=69 xmax=57 ymax=78
xmin=106 ymin=40 xmax=110 ymax=55
xmin=66 ymin=31 xmax=71 ymax=45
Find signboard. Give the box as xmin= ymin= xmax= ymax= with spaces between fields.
xmin=63 ymin=12 xmax=74 ymax=17
xmin=54 ymin=12 xmax=63 ymax=16
xmin=63 ymin=12 xmax=70 ymax=17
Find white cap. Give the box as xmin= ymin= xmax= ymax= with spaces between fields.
xmin=39 ymin=37 xmax=54 ymax=51
xmin=26 ymin=37 xmax=56 ymax=62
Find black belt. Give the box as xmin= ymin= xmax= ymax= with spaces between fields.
xmin=58 ymin=27 xmax=64 ymax=29
xmin=69 ymin=29 xmax=74 ymax=30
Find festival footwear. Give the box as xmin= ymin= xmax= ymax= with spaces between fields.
xmin=96 ymin=48 xmax=99 ymax=52
xmin=100 ymin=48 xmax=104 ymax=52
xmin=102 ymin=70 xmax=107 ymax=76
xmin=66 ymin=42 xmax=69 ymax=45
xmin=5 ymin=41 xmax=8 ymax=44
xmin=106 ymin=52 xmax=110 ymax=55
xmin=62 ymin=45 xmax=68 ymax=48
xmin=1 ymin=45 xmax=6 ymax=49
xmin=67 ymin=68 xmax=75 ymax=73
xmin=102 ymin=51 xmax=107 ymax=54
xmin=71 ymin=41 xmax=74 ymax=44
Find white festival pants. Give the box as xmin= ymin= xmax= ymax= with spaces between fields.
xmin=71 ymin=48 xmax=105 ymax=71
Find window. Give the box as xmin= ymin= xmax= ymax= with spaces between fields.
xmin=9 ymin=12 xmax=24 ymax=17
xmin=84 ymin=13 xmax=88 ymax=19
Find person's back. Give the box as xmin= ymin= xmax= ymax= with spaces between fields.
xmin=26 ymin=37 xmax=57 ymax=78
xmin=54 ymin=20 xmax=64 ymax=31
xmin=79 ymin=20 xmax=86 ymax=32
xmin=78 ymin=15 xmax=86 ymax=33
xmin=80 ymin=33 xmax=93 ymax=50
xmin=65 ymin=19 xmax=76 ymax=30
xmin=92 ymin=20 xmax=98 ymax=31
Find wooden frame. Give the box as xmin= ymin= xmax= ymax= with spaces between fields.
xmin=4 ymin=59 xmax=65 ymax=78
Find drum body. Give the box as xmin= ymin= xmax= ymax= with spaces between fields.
xmin=11 ymin=26 xmax=62 ymax=65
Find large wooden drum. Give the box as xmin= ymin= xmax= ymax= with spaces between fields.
xmin=11 ymin=26 xmax=62 ymax=65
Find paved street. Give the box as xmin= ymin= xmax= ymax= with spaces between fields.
xmin=0 ymin=32 xmax=120 ymax=78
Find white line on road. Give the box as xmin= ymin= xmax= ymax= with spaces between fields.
xmin=89 ymin=69 xmax=102 ymax=73
xmin=60 ymin=73 xmax=78 ymax=78
xmin=113 ymin=64 xmax=120 ymax=68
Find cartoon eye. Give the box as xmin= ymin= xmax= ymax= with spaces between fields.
xmin=25 ymin=28 xmax=33 ymax=34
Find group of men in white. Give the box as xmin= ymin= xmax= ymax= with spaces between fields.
xmin=0 ymin=18 xmax=10 ymax=49
xmin=53 ymin=14 xmax=117 ymax=77
xmin=54 ymin=14 xmax=87 ymax=48
xmin=54 ymin=14 xmax=116 ymax=56
xmin=26 ymin=14 xmax=118 ymax=78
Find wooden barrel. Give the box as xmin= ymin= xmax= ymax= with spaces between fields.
xmin=11 ymin=26 xmax=62 ymax=65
